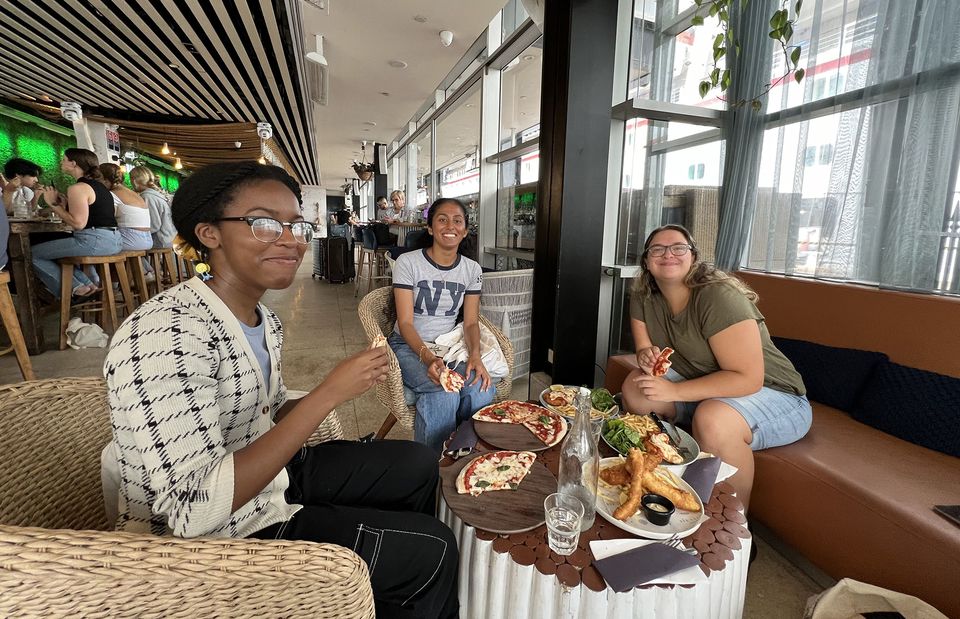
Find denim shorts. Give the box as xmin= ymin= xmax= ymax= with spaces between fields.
xmin=664 ymin=368 xmax=812 ymax=451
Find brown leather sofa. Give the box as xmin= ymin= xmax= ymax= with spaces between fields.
xmin=605 ymin=272 xmax=960 ymax=618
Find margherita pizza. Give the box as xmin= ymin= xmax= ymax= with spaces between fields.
xmin=651 ymin=347 xmax=675 ymax=377
xmin=456 ymin=450 xmax=537 ymax=496
xmin=440 ymin=367 xmax=465 ymax=393
xmin=473 ymin=400 xmax=568 ymax=447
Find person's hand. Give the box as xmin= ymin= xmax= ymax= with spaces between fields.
xmin=2 ymin=175 xmax=20 ymax=191
xmin=636 ymin=345 xmax=661 ymax=376
xmin=41 ymin=186 xmax=60 ymax=207
xmin=319 ymin=346 xmax=389 ymax=405
xmin=466 ymin=353 xmax=491 ymax=391
xmin=631 ymin=373 xmax=680 ymax=402
xmin=425 ymin=356 xmax=444 ymax=386
xmin=0 ymin=173 xmax=8 ymax=191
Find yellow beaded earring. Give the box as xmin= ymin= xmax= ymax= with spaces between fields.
xmin=172 ymin=234 xmax=213 ymax=281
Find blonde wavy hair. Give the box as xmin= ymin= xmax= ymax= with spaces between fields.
xmin=632 ymin=224 xmax=758 ymax=303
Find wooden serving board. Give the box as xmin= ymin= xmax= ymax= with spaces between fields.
xmin=474 ymin=420 xmax=552 ymax=452
xmin=440 ymin=453 xmax=557 ymax=534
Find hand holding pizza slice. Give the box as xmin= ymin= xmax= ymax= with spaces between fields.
xmin=440 ymin=367 xmax=466 ymax=393
xmin=650 ymin=347 xmax=675 ymax=377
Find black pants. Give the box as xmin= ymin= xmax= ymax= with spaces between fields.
xmin=251 ymin=440 xmax=459 ymax=619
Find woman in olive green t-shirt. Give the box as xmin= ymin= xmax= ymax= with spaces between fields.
xmin=622 ymin=225 xmax=811 ymax=510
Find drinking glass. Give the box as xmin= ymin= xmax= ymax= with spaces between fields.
xmin=544 ymin=493 xmax=584 ymax=555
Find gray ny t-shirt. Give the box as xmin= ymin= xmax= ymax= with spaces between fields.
xmin=392 ymin=249 xmax=483 ymax=342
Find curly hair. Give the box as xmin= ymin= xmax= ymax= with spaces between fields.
xmin=171 ymin=162 xmax=301 ymax=254
xmin=632 ymin=224 xmax=758 ymax=303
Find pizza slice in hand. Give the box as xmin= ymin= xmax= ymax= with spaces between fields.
xmin=651 ymin=347 xmax=675 ymax=377
xmin=440 ymin=367 xmax=466 ymax=393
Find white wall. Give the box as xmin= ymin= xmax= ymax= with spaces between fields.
xmin=301 ymin=184 xmax=327 ymax=237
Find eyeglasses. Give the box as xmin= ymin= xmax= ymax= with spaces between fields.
xmin=646 ymin=243 xmax=692 ymax=258
xmin=216 ymin=216 xmax=317 ymax=244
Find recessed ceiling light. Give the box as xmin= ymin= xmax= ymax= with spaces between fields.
xmin=520 ymin=112 xmax=527 ymax=116
xmin=519 ymin=95 xmax=527 ymax=100
xmin=465 ymin=103 xmax=474 ymax=108
xmin=413 ymin=15 xmax=428 ymax=23
xmin=523 ymin=55 xmax=535 ymax=61
xmin=168 ymin=62 xmax=180 ymax=69
xmin=388 ymin=60 xmax=408 ymax=69
xmin=362 ymin=128 xmax=370 ymax=132
xmin=364 ymin=121 xmax=377 ymax=126
xmin=380 ymin=91 xmax=390 ymax=96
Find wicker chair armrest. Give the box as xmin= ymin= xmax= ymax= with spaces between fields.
xmin=0 ymin=524 xmax=374 ymax=618
xmin=480 ymin=314 xmax=515 ymax=401
xmin=305 ymin=408 xmax=346 ymax=446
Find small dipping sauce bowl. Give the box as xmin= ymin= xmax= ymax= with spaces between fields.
xmin=641 ymin=494 xmax=675 ymax=526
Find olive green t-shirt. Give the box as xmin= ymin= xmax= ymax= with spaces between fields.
xmin=629 ymin=281 xmax=806 ymax=396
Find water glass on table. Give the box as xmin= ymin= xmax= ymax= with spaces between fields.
xmin=544 ymin=493 xmax=584 ymax=556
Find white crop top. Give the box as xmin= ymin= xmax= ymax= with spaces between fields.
xmin=112 ymin=193 xmax=152 ymax=228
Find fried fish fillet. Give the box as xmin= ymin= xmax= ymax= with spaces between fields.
xmin=613 ymin=449 xmax=647 ymax=521
xmin=642 ymin=469 xmax=701 ymax=512
xmin=599 ymin=463 xmax=631 ymax=487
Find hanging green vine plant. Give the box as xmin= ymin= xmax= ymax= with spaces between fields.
xmin=692 ymin=0 xmax=805 ymax=110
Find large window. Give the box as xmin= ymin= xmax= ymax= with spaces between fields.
xmin=412 ymin=130 xmax=433 ymax=210
xmin=495 ymin=39 xmax=542 ymax=261
xmin=436 ymin=82 xmax=481 ymax=225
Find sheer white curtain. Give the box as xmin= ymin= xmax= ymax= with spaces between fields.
xmin=744 ymin=0 xmax=960 ymax=294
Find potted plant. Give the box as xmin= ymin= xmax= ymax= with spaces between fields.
xmin=352 ymin=160 xmax=375 ymax=181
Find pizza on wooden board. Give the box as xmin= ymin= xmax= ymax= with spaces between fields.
xmin=473 ymin=400 xmax=568 ymax=447
xmin=455 ymin=450 xmax=538 ymax=496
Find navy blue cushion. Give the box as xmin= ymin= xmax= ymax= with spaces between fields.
xmin=851 ymin=362 xmax=960 ymax=458
xmin=771 ymin=337 xmax=888 ymax=412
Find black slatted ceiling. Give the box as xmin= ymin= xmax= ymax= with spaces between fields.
xmin=0 ymin=0 xmax=319 ymax=184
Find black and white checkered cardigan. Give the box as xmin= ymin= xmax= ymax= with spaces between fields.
xmin=103 ymin=277 xmax=300 ymax=538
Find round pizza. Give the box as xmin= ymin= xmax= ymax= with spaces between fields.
xmin=473 ymin=400 xmax=568 ymax=447
xmin=455 ymin=450 xmax=537 ymax=496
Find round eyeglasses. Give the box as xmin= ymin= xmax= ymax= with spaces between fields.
xmin=216 ymin=216 xmax=317 ymax=244
xmin=646 ymin=243 xmax=692 ymax=258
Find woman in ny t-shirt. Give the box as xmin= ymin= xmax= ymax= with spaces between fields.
xmin=390 ymin=197 xmax=495 ymax=451
xmin=621 ymin=224 xmax=811 ymax=510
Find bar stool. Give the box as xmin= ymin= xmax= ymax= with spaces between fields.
xmin=120 ymin=250 xmax=150 ymax=306
xmin=58 ymin=255 xmax=134 ymax=350
xmin=0 ymin=271 xmax=36 ymax=381
xmin=355 ymin=227 xmax=391 ymax=297
xmin=145 ymin=248 xmax=180 ymax=296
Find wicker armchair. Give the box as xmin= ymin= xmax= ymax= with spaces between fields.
xmin=357 ymin=286 xmax=515 ymax=439
xmin=0 ymin=378 xmax=374 ymax=618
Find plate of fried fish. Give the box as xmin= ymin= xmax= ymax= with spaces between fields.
xmin=595 ymin=447 xmax=704 ymax=539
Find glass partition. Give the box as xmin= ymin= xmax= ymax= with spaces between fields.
xmin=413 ymin=130 xmax=433 ymax=212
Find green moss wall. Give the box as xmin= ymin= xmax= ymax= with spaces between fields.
xmin=0 ymin=112 xmax=181 ymax=193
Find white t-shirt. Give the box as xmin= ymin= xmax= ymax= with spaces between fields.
xmin=392 ymin=249 xmax=483 ymax=342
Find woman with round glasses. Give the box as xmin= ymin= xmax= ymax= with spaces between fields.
xmin=102 ymin=162 xmax=459 ymax=618
xmin=621 ymin=224 xmax=811 ymax=511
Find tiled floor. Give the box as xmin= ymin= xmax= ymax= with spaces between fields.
xmin=0 ymin=256 xmax=823 ymax=616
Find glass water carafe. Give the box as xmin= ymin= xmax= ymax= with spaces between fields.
xmin=557 ymin=390 xmax=599 ymax=530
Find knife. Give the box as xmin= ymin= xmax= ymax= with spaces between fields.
xmin=649 ymin=413 xmax=692 ymax=459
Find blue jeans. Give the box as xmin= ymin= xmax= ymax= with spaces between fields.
xmin=32 ymin=228 xmax=122 ymax=298
xmin=388 ymin=332 xmax=496 ymax=452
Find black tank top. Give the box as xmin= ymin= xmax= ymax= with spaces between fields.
xmin=77 ymin=177 xmax=118 ymax=229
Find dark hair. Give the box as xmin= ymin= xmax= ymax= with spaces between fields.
xmin=415 ymin=197 xmax=469 ymax=250
xmin=171 ymin=161 xmax=302 ymax=252
xmin=4 ymin=158 xmax=42 ymax=178
xmin=632 ymin=224 xmax=758 ymax=303
xmin=376 ymin=195 xmax=387 ymax=203
xmin=98 ymin=163 xmax=125 ymax=187
xmin=64 ymin=148 xmax=103 ymax=180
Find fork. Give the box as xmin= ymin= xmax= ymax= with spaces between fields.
xmin=661 ymin=536 xmax=698 ymax=556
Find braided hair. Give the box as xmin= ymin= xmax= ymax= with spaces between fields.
xmin=171 ymin=162 xmax=302 ymax=253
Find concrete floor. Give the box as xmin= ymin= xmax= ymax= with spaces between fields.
xmin=0 ymin=255 xmax=823 ymax=617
